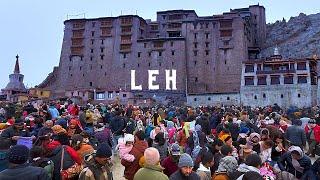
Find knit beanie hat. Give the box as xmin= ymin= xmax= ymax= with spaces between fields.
xmin=217 ymin=156 xmax=238 ymax=173
xmin=7 ymin=145 xmax=29 ymax=164
xmin=178 ymin=153 xmax=194 ymax=168
xmin=96 ymin=143 xmax=112 ymax=158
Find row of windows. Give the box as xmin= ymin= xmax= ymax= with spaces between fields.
xmin=245 ymin=62 xmax=307 ymax=73
xmin=252 ymin=93 xmax=301 ymax=99
xmin=193 ymin=96 xmax=231 ymax=102
xmin=194 ymin=33 xmax=210 ymax=39
xmin=244 ymin=76 xmax=308 ymax=86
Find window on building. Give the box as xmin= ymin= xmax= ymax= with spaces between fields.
xmin=195 ymin=77 xmax=198 ymax=82
xmin=170 ymin=41 xmax=174 ymax=47
xmin=220 ymin=20 xmax=232 ymax=28
xmin=70 ymin=74 xmax=73 ymax=77
xmin=206 ymin=61 xmax=209 ymax=65
xmin=107 ymin=91 xmax=113 ymax=99
xmin=208 ymin=97 xmax=211 ymax=101
xmin=245 ymin=76 xmax=254 ymax=86
xmin=83 ymin=74 xmax=85 ymax=77
xmin=68 ymin=66 xmax=71 ymax=71
xmin=206 ymin=50 xmax=209 ymax=56
xmin=159 ymin=62 xmax=162 ymax=66
xmin=168 ymin=31 xmax=181 ymax=37
xmin=123 ymin=94 xmax=127 ymax=98
xmin=101 ymin=39 xmax=104 ymax=45
xmin=206 ymin=33 xmax=209 ymax=39
xmin=298 ymin=76 xmax=308 ymax=83
xmin=137 ymin=63 xmax=140 ymax=67
xmin=245 ymin=65 xmax=254 ymax=73
xmin=90 ymin=56 xmax=93 ymax=61
xmin=257 ymin=76 xmax=267 ymax=85
xmin=220 ymin=30 xmax=232 ymax=37
xmin=194 ymin=42 xmax=198 ymax=48
xmin=80 ymin=66 xmax=82 ymax=70
xmin=100 ymin=55 xmax=104 ymax=60
xmin=100 ymin=48 xmax=104 ymax=53
xmin=100 ymin=65 xmax=103 ymax=69
xmin=194 ymin=98 xmax=197 ymax=101
xmin=284 ymin=75 xmax=294 ymax=84
xmin=90 ymin=49 xmax=94 ymax=53
xmin=89 ymin=82 xmax=93 ymax=86
xmin=171 ymin=51 xmax=175 ymax=56
xmin=144 ymin=43 xmax=147 ymax=48
xmin=172 ymin=62 xmax=174 ymax=66
xmin=194 ymin=33 xmax=197 ymax=39
xmin=298 ymin=93 xmax=301 ymax=98
xmin=281 ymin=94 xmax=284 ymax=98
xmin=194 ymin=50 xmax=198 ymax=56
xmin=254 ymin=95 xmax=257 ymax=100
xmin=138 ymin=52 xmax=141 ymax=58
xmin=123 ymin=63 xmax=126 ymax=68
xmin=148 ymin=52 xmax=151 ymax=57
xmin=227 ymin=97 xmax=230 ymax=100
xmin=223 ymin=41 xmax=229 ymax=46
xmin=271 ymin=76 xmax=280 ymax=85
xmin=206 ymin=23 xmax=209 ymax=28
xmin=159 ymin=51 xmax=162 ymax=56
xmin=148 ymin=62 xmax=151 ymax=67
xmin=263 ymin=93 xmax=266 ymax=98
xmin=206 ymin=42 xmax=209 ymax=48
xmin=194 ymin=61 xmax=197 ymax=66
xmin=91 ymin=31 xmax=95 ymax=37
xmin=123 ymin=53 xmax=127 ymax=58
xmin=96 ymin=93 xmax=105 ymax=100
xmin=297 ymin=62 xmax=307 ymax=70
xmin=257 ymin=64 xmax=262 ymax=71
xmin=290 ymin=63 xmax=295 ymax=70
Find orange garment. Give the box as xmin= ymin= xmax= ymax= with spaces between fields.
xmin=77 ymin=144 xmax=94 ymax=163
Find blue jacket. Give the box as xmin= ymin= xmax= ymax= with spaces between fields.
xmin=48 ymin=106 xmax=60 ymax=119
xmin=0 ymin=151 xmax=8 ymax=172
xmin=109 ymin=116 xmax=125 ymax=136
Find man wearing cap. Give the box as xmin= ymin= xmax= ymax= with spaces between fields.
xmin=133 ymin=147 xmax=168 ymax=180
xmin=79 ymin=143 xmax=113 ymax=180
xmin=162 ymin=143 xmax=181 ymax=177
xmin=170 ymin=153 xmax=200 ymax=180
xmin=0 ymin=145 xmax=50 ymax=180
xmin=304 ymin=119 xmax=320 ymax=157
xmin=0 ymin=118 xmax=31 ymax=145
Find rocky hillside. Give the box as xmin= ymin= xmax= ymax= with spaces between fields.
xmin=261 ymin=12 xmax=320 ymax=58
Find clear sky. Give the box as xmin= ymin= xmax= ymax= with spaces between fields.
xmin=1 ymin=0 xmax=320 ymax=89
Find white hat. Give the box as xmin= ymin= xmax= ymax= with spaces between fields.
xmin=124 ymin=134 xmax=134 ymax=143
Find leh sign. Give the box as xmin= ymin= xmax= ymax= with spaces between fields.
xmin=131 ymin=69 xmax=177 ymax=90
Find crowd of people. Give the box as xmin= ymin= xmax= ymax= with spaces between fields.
xmin=0 ymin=101 xmax=319 ymax=180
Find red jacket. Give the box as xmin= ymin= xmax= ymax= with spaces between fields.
xmin=305 ymin=125 xmax=320 ymax=143
xmin=161 ymin=156 xmax=179 ymax=177
xmin=121 ymin=140 xmax=148 ymax=180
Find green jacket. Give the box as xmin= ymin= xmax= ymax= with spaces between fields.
xmin=134 ymin=164 xmax=169 ymax=180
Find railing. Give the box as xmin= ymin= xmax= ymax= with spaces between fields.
xmin=256 ymin=69 xmax=295 ymax=74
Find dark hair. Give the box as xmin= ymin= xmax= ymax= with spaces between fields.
xmin=135 ymin=130 xmax=145 ymax=141
xmin=154 ymin=132 xmax=165 ymax=146
xmin=243 ymin=171 xmax=263 ymax=180
xmin=201 ymin=151 xmax=214 ymax=165
xmin=221 ymin=145 xmax=233 ymax=156
xmin=30 ymin=146 xmax=44 ymax=159
xmin=245 ymin=154 xmax=262 ymax=168
xmin=263 ymin=139 xmax=274 ymax=148
xmin=0 ymin=138 xmax=12 ymax=150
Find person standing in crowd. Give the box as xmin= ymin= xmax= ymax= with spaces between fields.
xmin=196 ymin=150 xmax=214 ymax=180
xmin=162 ymin=143 xmax=181 ymax=177
xmin=37 ymin=120 xmax=53 ymax=137
xmin=153 ymin=132 xmax=168 ymax=162
xmin=29 ymin=146 xmax=54 ymax=179
xmin=304 ymin=119 xmax=320 ymax=157
xmin=121 ymin=130 xmax=148 ymax=180
xmin=285 ymin=119 xmax=306 ymax=148
xmin=229 ymin=154 xmax=263 ymax=180
xmin=79 ymin=143 xmax=113 ymax=180
xmin=134 ymin=147 xmax=169 ymax=180
xmin=0 ymin=138 xmax=11 ymax=172
xmin=109 ymin=109 xmax=126 ymax=154
xmin=0 ymin=145 xmax=50 ymax=180
xmin=48 ymin=103 xmax=60 ymax=120
xmin=278 ymin=146 xmax=311 ymax=179
xmin=70 ymin=134 xmax=94 ymax=163
xmin=170 ymin=153 xmax=200 ymax=180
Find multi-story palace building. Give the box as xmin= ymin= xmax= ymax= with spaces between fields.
xmin=38 ymin=5 xmax=267 ymax=104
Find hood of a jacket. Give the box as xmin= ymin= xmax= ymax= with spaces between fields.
xmin=237 ymin=163 xmax=260 ymax=173
xmin=198 ymin=163 xmax=210 ymax=172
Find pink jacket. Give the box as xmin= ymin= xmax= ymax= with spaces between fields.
xmin=118 ymin=138 xmax=135 ymax=162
